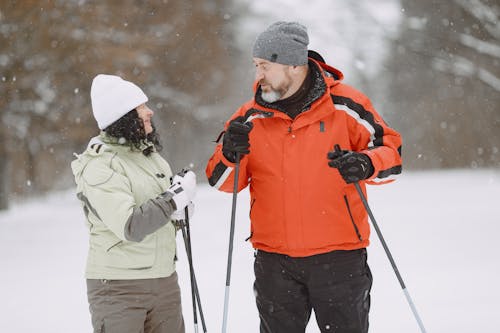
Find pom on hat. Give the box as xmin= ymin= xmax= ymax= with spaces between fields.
xmin=252 ymin=21 xmax=309 ymax=66
xmin=90 ymin=74 xmax=148 ymax=130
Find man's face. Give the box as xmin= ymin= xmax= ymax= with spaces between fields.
xmin=253 ymin=58 xmax=293 ymax=103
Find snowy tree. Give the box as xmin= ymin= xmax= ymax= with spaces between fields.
xmin=383 ymin=0 xmax=500 ymax=169
xmin=0 ymin=0 xmax=239 ymax=209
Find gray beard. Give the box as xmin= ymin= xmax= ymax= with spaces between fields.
xmin=261 ymin=89 xmax=282 ymax=103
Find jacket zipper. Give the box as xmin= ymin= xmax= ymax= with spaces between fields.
xmin=343 ymin=195 xmax=362 ymax=241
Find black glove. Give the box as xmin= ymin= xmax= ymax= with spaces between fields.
xmin=222 ymin=116 xmax=254 ymax=162
xmin=327 ymin=146 xmax=374 ymax=183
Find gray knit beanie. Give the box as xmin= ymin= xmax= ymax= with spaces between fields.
xmin=252 ymin=21 xmax=309 ymax=66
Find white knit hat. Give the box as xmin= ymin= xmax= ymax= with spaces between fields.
xmin=90 ymin=74 xmax=148 ymax=130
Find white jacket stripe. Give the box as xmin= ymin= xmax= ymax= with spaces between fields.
xmin=214 ymin=166 xmax=234 ymax=189
xmin=334 ymin=104 xmax=376 ymax=147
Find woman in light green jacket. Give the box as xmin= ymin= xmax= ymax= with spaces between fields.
xmin=72 ymin=74 xmax=194 ymax=333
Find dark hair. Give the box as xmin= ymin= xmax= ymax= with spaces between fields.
xmin=104 ymin=109 xmax=162 ymax=156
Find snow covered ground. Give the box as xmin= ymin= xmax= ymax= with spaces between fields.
xmin=1 ymin=169 xmax=499 ymax=332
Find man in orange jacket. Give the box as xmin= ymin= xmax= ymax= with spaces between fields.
xmin=206 ymin=21 xmax=402 ymax=333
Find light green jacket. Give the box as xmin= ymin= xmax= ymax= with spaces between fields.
xmin=71 ymin=133 xmax=177 ymax=279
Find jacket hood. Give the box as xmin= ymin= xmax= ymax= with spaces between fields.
xmin=71 ymin=135 xmax=114 ymax=183
xmin=314 ymin=59 xmax=344 ymax=81
xmin=71 ymin=133 xmax=157 ymax=184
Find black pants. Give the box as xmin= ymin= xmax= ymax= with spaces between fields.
xmin=254 ymin=249 xmax=372 ymax=333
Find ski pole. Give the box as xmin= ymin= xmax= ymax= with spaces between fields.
xmin=180 ymin=216 xmax=199 ymax=333
xmin=220 ymin=111 xmax=272 ymax=333
xmin=179 ymin=209 xmax=207 ymax=333
xmin=185 ymin=207 xmax=207 ymax=332
xmin=191 ymin=266 xmax=207 ymax=332
xmin=173 ymin=168 xmax=207 ymax=331
xmin=221 ymin=152 xmax=240 ymax=333
xmin=353 ymin=182 xmax=427 ymax=333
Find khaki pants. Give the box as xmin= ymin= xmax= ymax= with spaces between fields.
xmin=87 ymin=272 xmax=185 ymax=333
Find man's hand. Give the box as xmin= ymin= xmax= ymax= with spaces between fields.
xmin=327 ymin=145 xmax=374 ymax=183
xmin=222 ymin=116 xmax=254 ymax=162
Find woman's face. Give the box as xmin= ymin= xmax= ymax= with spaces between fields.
xmin=136 ymin=104 xmax=154 ymax=134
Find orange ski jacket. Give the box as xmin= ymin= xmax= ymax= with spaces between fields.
xmin=206 ymin=59 xmax=402 ymax=257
